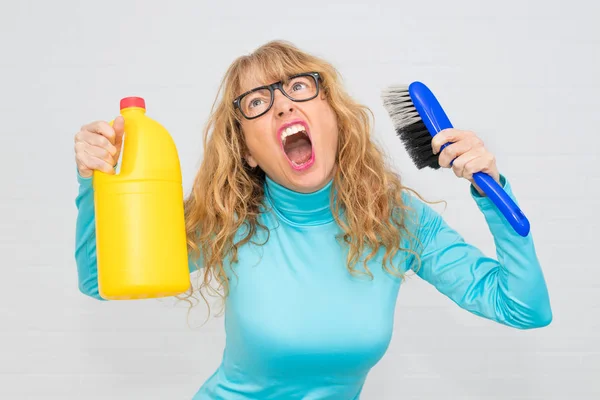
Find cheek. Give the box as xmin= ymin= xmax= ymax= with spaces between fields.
xmin=323 ymin=110 xmax=339 ymax=152
xmin=323 ymin=127 xmax=337 ymax=151
xmin=242 ymin=123 xmax=274 ymax=152
xmin=245 ymin=133 xmax=260 ymax=150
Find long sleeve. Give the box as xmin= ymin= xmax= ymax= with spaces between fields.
xmin=74 ymin=172 xmax=105 ymax=300
xmin=73 ymin=170 xmax=198 ymax=300
xmin=404 ymin=175 xmax=552 ymax=329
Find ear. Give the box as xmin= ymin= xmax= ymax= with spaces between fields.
xmin=245 ymin=153 xmax=258 ymax=168
xmin=239 ymin=124 xmax=257 ymax=168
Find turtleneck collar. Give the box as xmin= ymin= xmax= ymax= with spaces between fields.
xmin=263 ymin=175 xmax=335 ymax=226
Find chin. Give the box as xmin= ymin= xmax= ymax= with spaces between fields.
xmin=283 ymin=158 xmax=335 ymax=194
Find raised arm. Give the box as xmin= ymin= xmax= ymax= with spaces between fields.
xmin=73 ymin=118 xmax=198 ymax=301
xmin=403 ymin=175 xmax=552 ymax=329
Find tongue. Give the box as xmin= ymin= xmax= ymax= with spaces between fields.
xmin=284 ymin=136 xmax=312 ymax=165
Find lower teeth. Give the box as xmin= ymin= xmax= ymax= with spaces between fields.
xmin=292 ymin=159 xmax=309 ymax=166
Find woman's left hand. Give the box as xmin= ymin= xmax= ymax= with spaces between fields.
xmin=431 ymin=128 xmax=500 ymax=196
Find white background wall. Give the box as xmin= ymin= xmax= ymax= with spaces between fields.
xmin=1 ymin=0 xmax=598 ymax=398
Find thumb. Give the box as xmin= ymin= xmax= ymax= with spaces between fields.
xmin=113 ymin=116 xmax=125 ymax=145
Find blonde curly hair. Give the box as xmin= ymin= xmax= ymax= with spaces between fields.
xmin=180 ymin=40 xmax=425 ymax=315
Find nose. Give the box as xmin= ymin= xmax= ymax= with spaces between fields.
xmin=272 ymin=89 xmax=294 ymax=118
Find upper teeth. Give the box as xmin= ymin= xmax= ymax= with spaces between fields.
xmin=281 ymin=124 xmax=306 ymax=144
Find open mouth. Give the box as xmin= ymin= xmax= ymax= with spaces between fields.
xmin=280 ymin=123 xmax=314 ymax=171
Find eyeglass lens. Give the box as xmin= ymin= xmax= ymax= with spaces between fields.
xmin=240 ymin=75 xmax=317 ymax=118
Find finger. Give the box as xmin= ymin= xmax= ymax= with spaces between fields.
xmin=113 ymin=116 xmax=125 ymax=145
xmin=431 ymin=128 xmax=462 ymax=154
xmin=438 ymin=139 xmax=474 ymax=168
xmin=452 ymin=148 xmax=486 ymax=180
xmin=78 ymin=141 xmax=117 ymax=167
xmin=463 ymin=151 xmax=497 ymax=180
xmin=432 ymin=129 xmax=480 ymax=155
xmin=78 ymin=129 xmax=118 ymax=156
xmin=74 ymin=155 xmax=92 ymax=178
xmin=439 ymin=133 xmax=485 ymax=167
xmin=76 ymin=151 xmax=115 ymax=175
xmin=451 ymin=151 xmax=478 ymax=179
xmin=82 ymin=120 xmax=116 ymax=145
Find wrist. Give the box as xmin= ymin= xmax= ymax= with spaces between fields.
xmin=470 ymin=173 xmax=505 ymax=198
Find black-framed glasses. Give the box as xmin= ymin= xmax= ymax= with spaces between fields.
xmin=233 ymin=72 xmax=321 ymax=120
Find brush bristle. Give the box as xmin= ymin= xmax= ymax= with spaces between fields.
xmin=381 ymin=85 xmax=440 ymax=170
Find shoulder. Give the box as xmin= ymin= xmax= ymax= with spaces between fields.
xmin=396 ymin=187 xmax=446 ymax=254
xmin=397 ymin=173 xmax=514 ymax=249
xmin=400 ymin=188 xmax=443 ymax=228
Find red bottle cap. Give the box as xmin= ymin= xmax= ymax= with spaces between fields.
xmin=120 ymin=96 xmax=146 ymax=110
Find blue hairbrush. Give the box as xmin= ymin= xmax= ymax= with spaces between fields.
xmin=381 ymin=81 xmax=530 ymax=237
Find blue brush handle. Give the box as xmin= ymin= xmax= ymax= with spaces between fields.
xmin=408 ymin=81 xmax=530 ymax=237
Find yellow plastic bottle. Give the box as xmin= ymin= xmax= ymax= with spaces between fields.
xmin=93 ymin=96 xmax=190 ymax=300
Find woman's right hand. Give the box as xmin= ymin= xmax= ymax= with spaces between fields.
xmin=74 ymin=116 xmax=125 ymax=178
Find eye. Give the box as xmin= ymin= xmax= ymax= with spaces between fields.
xmin=286 ymin=76 xmax=313 ymax=93
xmin=244 ymin=91 xmax=270 ymax=110
xmin=292 ymin=82 xmax=307 ymax=91
xmin=249 ymin=98 xmax=265 ymax=108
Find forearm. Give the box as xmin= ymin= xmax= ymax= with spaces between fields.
xmin=74 ymin=173 xmax=105 ymax=300
xmin=410 ymin=176 xmax=552 ymax=329
xmin=469 ymin=182 xmax=552 ymax=328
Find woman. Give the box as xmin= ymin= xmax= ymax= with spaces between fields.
xmin=73 ymin=40 xmax=552 ymax=399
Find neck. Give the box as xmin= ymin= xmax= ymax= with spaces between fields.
xmin=263 ymin=175 xmax=335 ymax=226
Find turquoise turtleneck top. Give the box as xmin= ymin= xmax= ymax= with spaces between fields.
xmin=74 ymin=172 xmax=552 ymax=399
